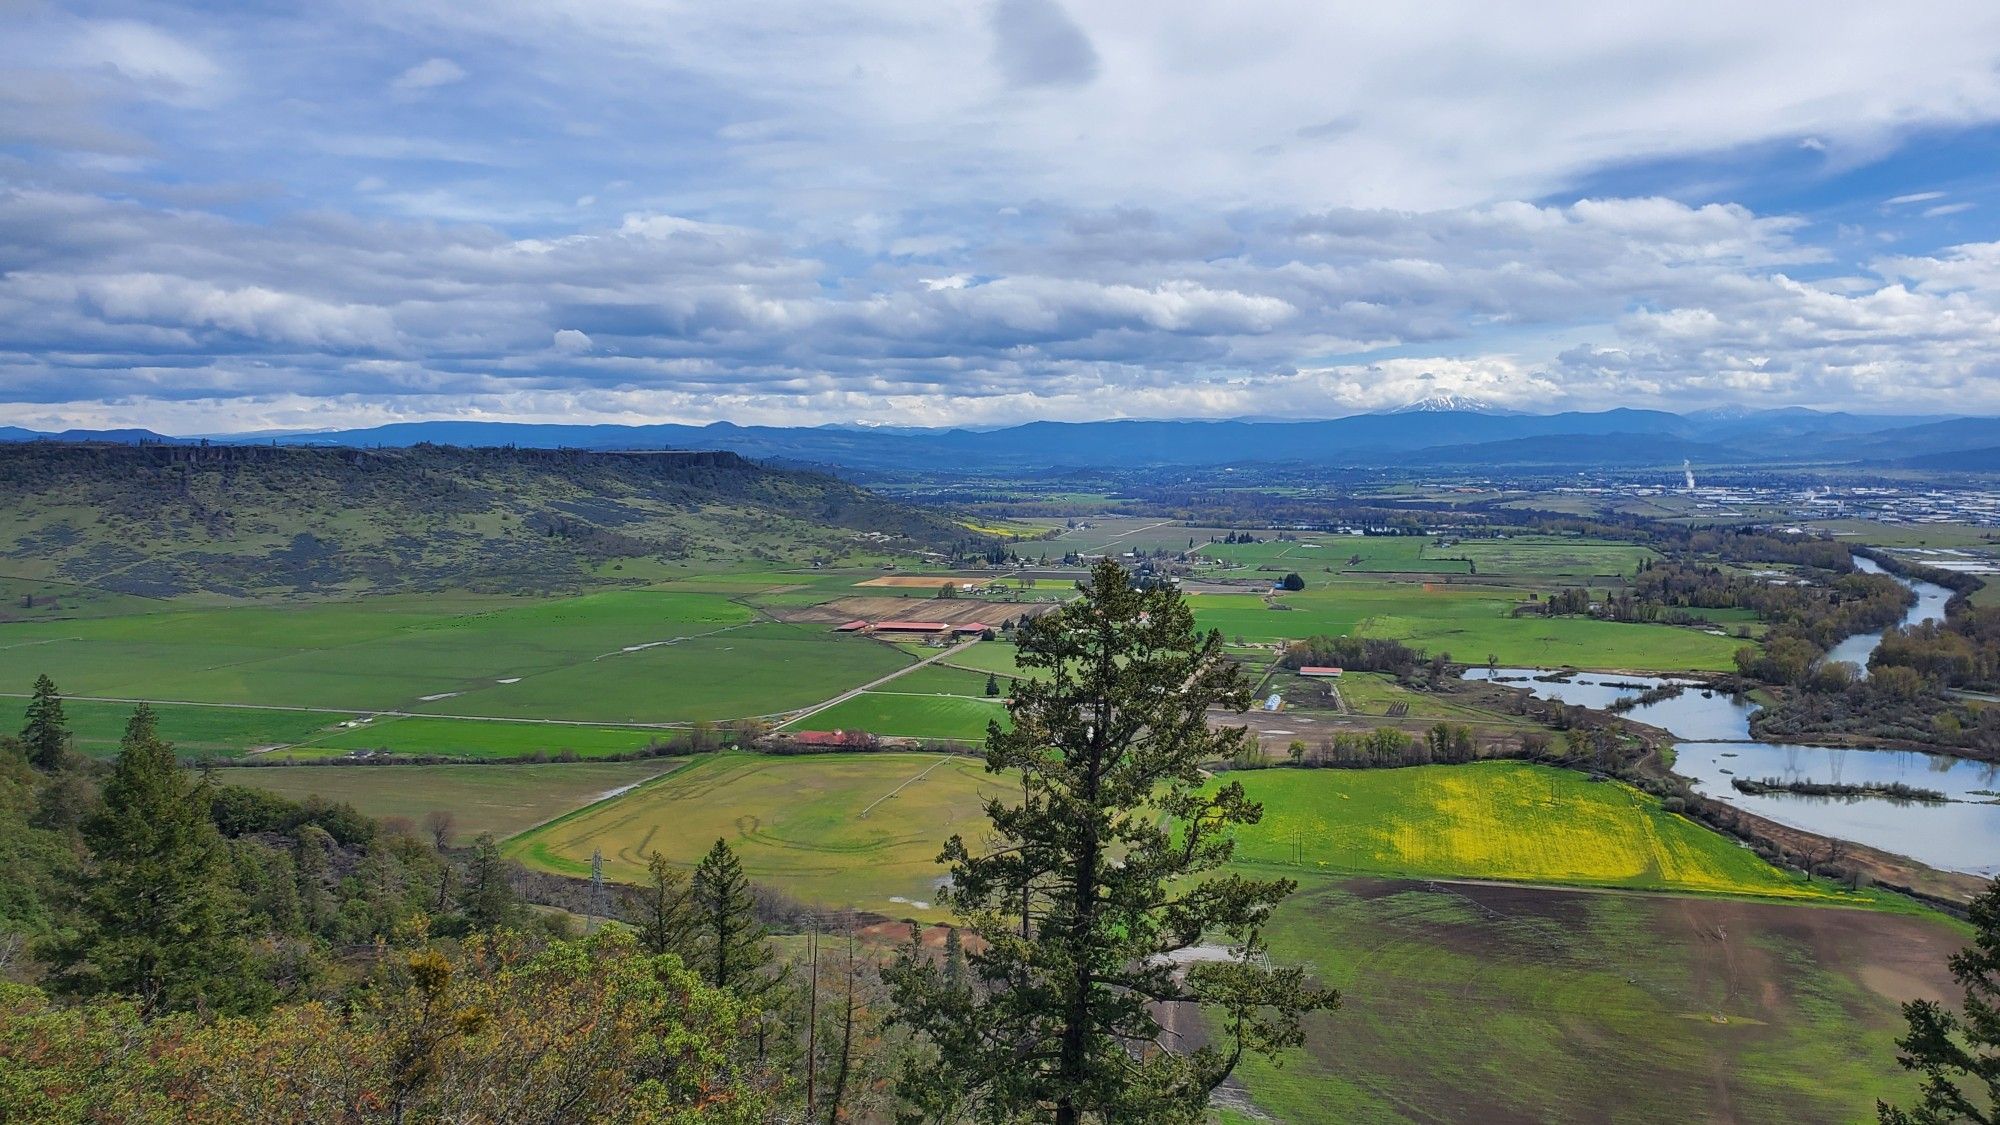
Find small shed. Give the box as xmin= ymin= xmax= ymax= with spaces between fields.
xmin=1299 ymin=666 xmax=1344 ymax=678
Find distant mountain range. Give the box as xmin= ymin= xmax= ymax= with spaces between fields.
xmin=3 ymin=407 xmax=1994 ymax=475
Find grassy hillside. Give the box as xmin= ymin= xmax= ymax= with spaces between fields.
xmin=0 ymin=443 xmax=978 ymax=600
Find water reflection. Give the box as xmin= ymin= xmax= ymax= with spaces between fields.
xmin=1463 ymin=664 xmax=2000 ymax=876
xmin=1823 ymin=558 xmax=1954 ymax=676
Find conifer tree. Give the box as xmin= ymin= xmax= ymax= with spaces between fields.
xmin=1882 ymin=879 xmax=2000 ymax=1123
xmin=632 ymin=849 xmax=696 ymax=959
xmin=42 ymin=705 xmax=251 ymax=1017
xmin=458 ymin=833 xmax=518 ymax=931
xmin=21 ymin=673 xmax=68 ymax=770
xmin=888 ymin=558 xmax=1337 ymax=1124
xmin=690 ymin=837 xmax=775 ymax=998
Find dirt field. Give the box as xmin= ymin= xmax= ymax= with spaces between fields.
xmin=780 ymin=596 xmax=1061 ymax=627
xmin=856 ymin=576 xmax=993 ymax=590
xmin=1225 ymin=876 xmax=1966 ymax=1124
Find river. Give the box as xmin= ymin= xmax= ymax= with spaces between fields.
xmin=1820 ymin=557 xmax=1954 ymax=674
xmin=1464 ymin=665 xmax=2000 ymax=875
xmin=1462 ymin=564 xmax=1989 ymax=874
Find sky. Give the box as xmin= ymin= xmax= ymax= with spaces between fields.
xmin=5 ymin=2 xmax=2000 ymax=432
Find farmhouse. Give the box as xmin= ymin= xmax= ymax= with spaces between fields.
xmin=1299 ymin=666 xmax=1344 ymax=678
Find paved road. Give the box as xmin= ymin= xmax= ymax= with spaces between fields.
xmin=776 ymin=638 xmax=981 ymax=726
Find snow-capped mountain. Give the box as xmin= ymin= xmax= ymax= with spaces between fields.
xmin=1382 ymin=393 xmax=1511 ymax=415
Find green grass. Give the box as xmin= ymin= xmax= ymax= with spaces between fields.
xmin=0 ymin=588 xmax=912 ymax=737
xmin=788 ymin=692 xmax=1010 ymax=741
xmin=1189 ymin=581 xmax=1743 ymax=672
xmin=1806 ymin=519 xmax=2000 ymax=549
xmin=1225 ymin=762 xmax=1886 ymax=904
xmin=1451 ymin=535 xmax=1656 ymax=577
xmin=888 ymin=662 xmax=1005 ymax=697
xmin=222 ymin=760 xmax=680 ymax=843
xmin=1315 ymin=671 xmax=1527 ymax=725
xmin=935 ymin=641 xmax=1041 ymax=679
xmin=275 ymin=716 xmax=674 ymax=761
xmin=506 ymin=752 xmax=1011 ymax=916
xmin=53 ymin=699 xmax=346 ymax=758
xmin=1224 ymin=875 xmax=1958 ymax=1123
xmin=1200 ymin=536 xmax=1470 ymax=574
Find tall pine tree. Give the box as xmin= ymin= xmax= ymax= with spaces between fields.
xmin=888 ymin=559 xmax=1337 ymax=1123
xmin=41 ymin=705 xmax=252 ymax=1017
xmin=458 ymin=833 xmax=519 ymax=932
xmin=21 ymin=673 xmax=68 ymax=770
xmin=1882 ymin=878 xmax=2000 ymax=1123
xmin=631 ymin=849 xmax=696 ymax=960
xmin=690 ymin=837 xmax=775 ymax=998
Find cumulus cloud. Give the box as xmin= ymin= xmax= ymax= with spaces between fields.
xmin=5 ymin=4 xmax=2000 ymax=428
xmin=6 ymin=181 xmax=2000 ymax=427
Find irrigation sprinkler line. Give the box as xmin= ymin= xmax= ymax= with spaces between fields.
xmin=857 ymin=754 xmax=955 ymax=820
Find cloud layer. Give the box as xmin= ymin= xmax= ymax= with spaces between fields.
xmin=3 ymin=2 xmax=2000 ymax=430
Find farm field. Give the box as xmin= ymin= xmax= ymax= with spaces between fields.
xmin=0 ymin=586 xmax=913 ymax=733
xmin=507 ymin=752 xmax=1011 ymax=916
xmin=50 ymin=698 xmax=347 ymax=758
xmin=932 ymin=640 xmax=1041 ymax=679
xmin=1312 ymin=671 xmax=1530 ymax=725
xmin=884 ymin=662 xmax=1004 ymax=697
xmin=1226 ymin=763 xmax=1888 ymax=904
xmin=224 ymin=760 xmax=680 ymax=843
xmin=1201 ymin=535 xmax=1470 ymax=574
xmin=1036 ymin=518 xmax=1239 ymax=556
xmin=788 ymin=691 xmax=1009 ymax=742
xmin=1189 ymin=582 xmax=1743 ymax=671
xmin=276 ymin=716 xmax=675 ymax=761
xmin=1451 ymin=535 xmax=1656 ymax=577
xmin=1219 ymin=876 xmax=1961 ymax=1124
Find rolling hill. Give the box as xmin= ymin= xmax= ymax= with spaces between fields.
xmin=0 ymin=443 xmax=981 ymax=599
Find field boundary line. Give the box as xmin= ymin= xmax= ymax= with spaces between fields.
xmin=858 ymin=754 xmax=957 ymax=820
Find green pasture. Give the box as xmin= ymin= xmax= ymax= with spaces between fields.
xmin=1224 ymin=875 xmax=1956 ymax=1123
xmin=1200 ymin=536 xmax=1470 ymax=574
xmin=1225 ymin=763 xmax=1884 ymax=905
xmin=1039 ymin=519 xmax=1236 ymax=556
xmin=507 ymin=752 xmax=1011 ymax=915
xmin=46 ymin=699 xmax=346 ymax=758
xmin=1315 ymin=671 xmax=1527 ymax=725
xmin=0 ymin=587 xmax=911 ymax=733
xmin=934 ymin=641 xmax=1041 ymax=679
xmin=1451 ymin=535 xmax=1655 ymax=577
xmin=888 ymin=662 xmax=1004 ymax=697
xmin=1188 ymin=582 xmax=1743 ymax=671
xmin=789 ymin=691 xmax=1009 ymax=742
xmin=224 ymin=760 xmax=680 ymax=843
xmin=276 ymin=716 xmax=673 ymax=761
xmin=1806 ymin=519 xmax=2000 ymax=549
